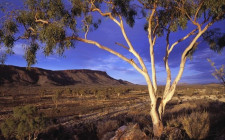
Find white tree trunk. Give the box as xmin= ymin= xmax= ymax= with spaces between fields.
xmin=150 ymin=98 xmax=164 ymax=137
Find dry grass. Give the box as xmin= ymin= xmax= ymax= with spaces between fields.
xmin=0 ymin=84 xmax=224 ymax=139
xmin=181 ymin=111 xmax=209 ymax=140
xmin=96 ymin=120 xmax=119 ymax=139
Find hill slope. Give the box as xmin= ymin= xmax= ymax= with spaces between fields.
xmin=0 ymin=65 xmax=133 ymax=86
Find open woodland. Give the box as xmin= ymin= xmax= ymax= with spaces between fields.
xmin=0 ymin=0 xmax=225 ymax=139
xmin=0 ymin=84 xmax=225 ymax=139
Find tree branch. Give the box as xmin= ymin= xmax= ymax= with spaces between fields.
xmin=148 ymin=4 xmax=157 ymax=93
xmin=194 ymin=1 xmax=204 ymax=22
xmin=90 ymin=1 xmax=156 ymax=104
xmin=164 ymin=31 xmax=204 ymax=104
xmin=168 ymin=28 xmax=198 ymax=54
xmin=115 ymin=42 xmax=129 ymax=50
xmin=152 ymin=13 xmax=159 ymax=38
xmin=163 ymin=10 xmax=225 ymax=104
xmin=91 ymin=1 xmax=148 ymax=75
xmin=91 ymin=7 xmax=120 ymax=26
xmin=163 ymin=29 xmax=171 ymax=97
xmin=119 ymin=15 xmax=148 ymax=73
xmin=68 ymin=36 xmax=145 ymax=75
xmin=175 ymin=6 xmax=201 ymax=30
xmin=35 ymin=14 xmax=49 ymax=24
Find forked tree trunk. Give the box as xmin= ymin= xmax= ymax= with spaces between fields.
xmin=145 ymin=76 xmax=165 ymax=137
xmin=149 ymin=91 xmax=175 ymax=137
xmin=150 ymin=101 xmax=164 ymax=137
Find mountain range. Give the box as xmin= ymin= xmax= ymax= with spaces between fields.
xmin=0 ymin=65 xmax=133 ymax=86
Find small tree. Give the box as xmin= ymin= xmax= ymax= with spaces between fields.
xmin=39 ymin=89 xmax=46 ymax=99
xmin=65 ymin=88 xmax=72 ymax=95
xmin=52 ymin=90 xmax=63 ymax=108
xmin=0 ymin=105 xmax=47 ymax=140
xmin=208 ymin=59 xmax=225 ymax=87
xmin=0 ymin=0 xmax=224 ymax=137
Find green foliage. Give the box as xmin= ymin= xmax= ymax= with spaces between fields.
xmin=0 ymin=119 xmax=17 ymax=139
xmin=0 ymin=53 xmax=7 ymax=65
xmin=4 ymin=20 xmax=18 ymax=34
xmin=24 ymin=42 xmax=39 ymax=67
xmin=0 ymin=29 xmax=3 ymax=40
xmin=71 ymin=0 xmax=85 ymax=16
xmin=112 ymin=0 xmax=137 ymax=27
xmin=16 ymin=11 xmax=35 ymax=27
xmin=3 ymin=35 xmax=14 ymax=48
xmin=39 ymin=23 xmax=66 ymax=55
xmin=0 ymin=0 xmax=224 ymax=68
xmin=203 ymin=29 xmax=225 ymax=53
xmin=0 ymin=105 xmax=47 ymax=140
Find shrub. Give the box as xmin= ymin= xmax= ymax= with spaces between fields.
xmin=40 ymin=89 xmax=46 ymax=99
xmin=167 ymin=118 xmax=182 ymax=128
xmin=0 ymin=119 xmax=17 ymax=139
xmin=0 ymin=105 xmax=47 ymax=140
xmin=64 ymin=88 xmax=72 ymax=95
xmin=96 ymin=90 xmax=105 ymax=99
xmin=162 ymin=127 xmax=189 ymax=140
xmin=78 ymin=89 xmax=85 ymax=96
xmin=52 ymin=90 xmax=63 ymax=108
xmin=181 ymin=111 xmax=209 ymax=140
xmin=97 ymin=120 xmax=119 ymax=139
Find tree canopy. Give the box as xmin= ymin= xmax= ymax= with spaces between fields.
xmin=0 ymin=0 xmax=224 ymax=66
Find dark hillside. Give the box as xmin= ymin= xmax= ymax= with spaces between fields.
xmin=0 ymin=65 xmax=133 ymax=86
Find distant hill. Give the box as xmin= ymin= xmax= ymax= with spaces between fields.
xmin=0 ymin=65 xmax=133 ymax=86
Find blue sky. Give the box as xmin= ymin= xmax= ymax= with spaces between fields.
xmin=1 ymin=0 xmax=225 ymax=85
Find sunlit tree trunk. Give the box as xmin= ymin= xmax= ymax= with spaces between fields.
xmin=150 ymin=105 xmax=164 ymax=137
xmin=144 ymin=73 xmax=163 ymax=137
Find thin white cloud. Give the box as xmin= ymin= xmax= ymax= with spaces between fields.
xmin=13 ymin=43 xmax=25 ymax=56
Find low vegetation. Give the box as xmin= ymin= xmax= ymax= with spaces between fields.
xmin=0 ymin=84 xmax=224 ymax=139
xmin=0 ymin=105 xmax=48 ymax=140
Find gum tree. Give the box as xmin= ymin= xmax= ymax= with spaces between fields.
xmin=0 ymin=0 xmax=224 ymax=137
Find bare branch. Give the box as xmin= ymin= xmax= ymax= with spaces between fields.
xmin=148 ymin=4 xmax=157 ymax=93
xmin=28 ymin=27 xmax=35 ymax=32
xmin=119 ymin=15 xmax=148 ymax=73
xmin=68 ymin=36 xmax=145 ymax=75
xmin=82 ymin=18 xmax=90 ymax=39
xmin=201 ymin=10 xmax=225 ymax=33
xmin=14 ymin=36 xmax=29 ymax=41
xmin=115 ymin=42 xmax=129 ymax=50
xmin=103 ymin=0 xmax=112 ymax=4
xmin=164 ymin=31 xmax=204 ymax=104
xmin=35 ymin=14 xmax=49 ymax=24
xmin=84 ymin=25 xmax=89 ymax=39
xmin=164 ymin=29 xmax=171 ymax=96
xmin=194 ymin=1 xmax=204 ymax=22
xmin=168 ymin=28 xmax=198 ymax=54
xmin=137 ymin=0 xmax=151 ymax=9
xmin=91 ymin=7 xmax=120 ymax=26
xmin=163 ymin=10 xmax=225 ymax=104
xmin=152 ymin=13 xmax=159 ymax=38
xmin=90 ymin=1 xmax=148 ymax=75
